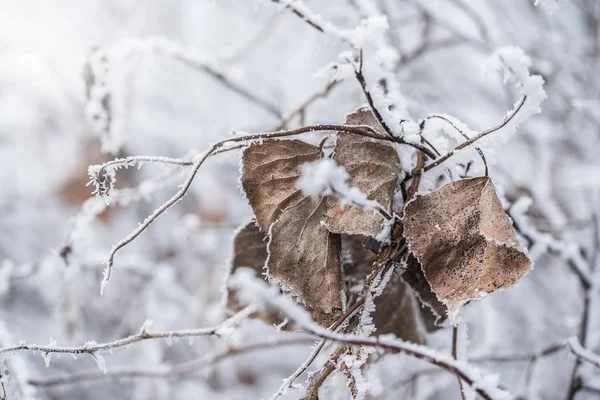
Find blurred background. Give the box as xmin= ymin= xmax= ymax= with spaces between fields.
xmin=0 ymin=0 xmax=598 ymax=399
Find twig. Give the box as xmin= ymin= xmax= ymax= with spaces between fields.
xmin=28 ymin=337 xmax=313 ymax=387
xmin=175 ymin=55 xmax=282 ymax=118
xmin=353 ymin=53 xmax=436 ymax=159
xmin=276 ymin=80 xmax=340 ymax=130
xmin=424 ymin=96 xmax=527 ymax=171
xmin=269 ymin=297 xmax=366 ymax=400
xmin=453 ymin=325 xmax=467 ymax=400
xmin=0 ymin=306 xmax=254 ymax=359
xmin=300 ymin=347 xmax=346 ymax=400
xmin=568 ymin=337 xmax=600 ymax=368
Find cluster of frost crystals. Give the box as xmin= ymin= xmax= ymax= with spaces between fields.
xmin=296 ymin=159 xmax=383 ymax=213
xmin=480 ymin=46 xmax=547 ymax=147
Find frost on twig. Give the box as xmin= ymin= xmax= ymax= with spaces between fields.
xmin=481 ymin=46 xmax=547 ymax=146
xmin=568 ymin=337 xmax=600 ymax=368
xmin=229 ymin=268 xmax=512 ymax=400
xmin=0 ymin=307 xmax=254 ymax=368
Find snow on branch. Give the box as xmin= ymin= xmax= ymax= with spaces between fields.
xmin=28 ymin=337 xmax=313 ymax=387
xmin=0 ymin=307 xmax=255 ymax=373
xmin=510 ymin=197 xmax=592 ymax=287
xmin=568 ymin=337 xmax=600 ymax=368
xmin=482 ymin=46 xmax=546 ymax=145
xmin=87 ymin=156 xmax=193 ymax=203
xmin=229 ymin=268 xmax=512 ymax=400
xmin=424 ymin=46 xmax=546 ymax=172
xmin=296 ymin=159 xmax=392 ymax=220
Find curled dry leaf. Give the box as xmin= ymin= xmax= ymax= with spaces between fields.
xmin=326 ymin=107 xmax=401 ymax=239
xmin=267 ymin=197 xmax=343 ymax=326
xmin=241 ymin=139 xmax=321 ymax=231
xmin=403 ymin=176 xmax=531 ymax=319
xmin=226 ymin=221 xmax=284 ymax=326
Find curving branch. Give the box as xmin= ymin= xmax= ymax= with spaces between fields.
xmin=0 ymin=307 xmax=254 ymax=360
xmin=28 ymin=337 xmax=313 ymax=387
xmin=424 ymin=96 xmax=527 ymax=171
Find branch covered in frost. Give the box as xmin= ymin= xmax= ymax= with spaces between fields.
xmin=510 ymin=197 xmax=592 ymax=288
xmin=28 ymin=337 xmax=312 ymax=387
xmin=568 ymin=337 xmax=600 ymax=368
xmin=425 ymin=46 xmax=546 ymax=171
xmin=296 ymin=159 xmax=392 ymax=220
xmin=0 ymin=307 xmax=254 ymax=371
xmin=230 ymin=269 xmax=511 ymax=400
xmin=87 ymin=156 xmax=193 ymax=202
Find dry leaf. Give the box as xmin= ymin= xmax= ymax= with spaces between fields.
xmin=326 ymin=108 xmax=401 ymax=239
xmin=226 ymin=221 xmax=283 ymax=326
xmin=241 ymin=139 xmax=321 ymax=231
xmin=403 ymin=176 xmax=531 ymax=318
xmin=267 ymin=196 xmax=343 ymax=326
xmin=372 ymin=270 xmax=423 ymax=344
xmin=341 ymin=235 xmax=423 ymax=343
xmin=401 ymin=255 xmax=446 ymax=331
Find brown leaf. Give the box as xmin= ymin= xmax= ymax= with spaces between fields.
xmin=341 ymin=235 xmax=423 ymax=343
xmin=402 ymin=176 xmax=531 ymax=318
xmin=267 ymin=196 xmax=343 ymax=326
xmin=401 ymin=255 xmax=446 ymax=331
xmin=372 ymin=270 xmax=424 ymax=344
xmin=226 ymin=221 xmax=284 ymax=326
xmin=326 ymin=107 xmax=401 ymax=239
xmin=241 ymin=139 xmax=321 ymax=231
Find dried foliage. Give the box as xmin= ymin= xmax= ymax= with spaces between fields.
xmin=241 ymin=139 xmax=322 ymax=231
xmin=403 ymin=177 xmax=531 ymax=317
xmin=325 ymin=108 xmax=401 ymax=239
xmin=226 ymin=221 xmax=283 ymax=326
xmin=267 ymin=196 xmax=344 ymax=326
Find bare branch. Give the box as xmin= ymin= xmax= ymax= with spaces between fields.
xmin=424 ymin=96 xmax=527 ymax=171
xmin=28 ymin=337 xmax=313 ymax=387
xmin=0 ymin=306 xmax=254 ymax=360
xmin=568 ymin=337 xmax=600 ymax=368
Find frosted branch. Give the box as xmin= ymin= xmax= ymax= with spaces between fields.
xmin=28 ymin=337 xmax=312 ymax=387
xmin=230 ymin=269 xmax=512 ymax=400
xmin=568 ymin=338 xmax=600 ymax=368
xmin=0 ymin=307 xmax=255 ymax=367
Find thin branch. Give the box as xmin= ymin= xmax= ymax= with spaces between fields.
xmin=424 ymin=96 xmax=527 ymax=171
xmin=452 ymin=325 xmax=467 ymax=400
xmin=28 ymin=337 xmax=313 ymax=387
xmin=0 ymin=306 xmax=254 ymax=359
xmin=175 ymin=55 xmax=282 ymax=118
xmin=353 ymin=53 xmax=436 ymax=159
xmin=276 ymin=80 xmax=340 ymax=130
xmin=568 ymin=337 xmax=600 ymax=368
xmin=269 ymin=297 xmax=366 ymax=400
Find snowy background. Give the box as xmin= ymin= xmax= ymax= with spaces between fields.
xmin=0 ymin=0 xmax=599 ymax=399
